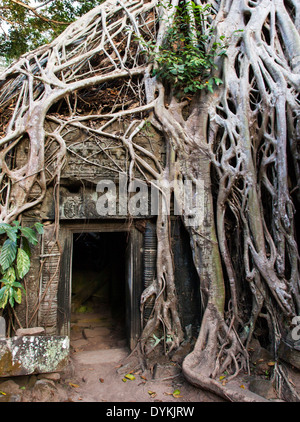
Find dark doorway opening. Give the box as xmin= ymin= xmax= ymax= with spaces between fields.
xmin=70 ymin=232 xmax=127 ymax=351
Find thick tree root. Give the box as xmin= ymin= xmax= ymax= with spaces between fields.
xmin=182 ymin=354 xmax=270 ymax=402
xmin=181 ymin=303 xmax=269 ymax=402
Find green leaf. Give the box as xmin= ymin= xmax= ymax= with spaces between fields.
xmin=34 ymin=222 xmax=44 ymax=235
xmin=0 ymin=223 xmax=12 ymax=234
xmin=0 ymin=285 xmax=8 ymax=299
xmin=21 ymin=237 xmax=31 ymax=258
xmin=0 ymin=223 xmax=18 ymax=242
xmin=12 ymin=281 xmax=25 ymax=290
xmin=17 ymin=248 xmax=31 ymax=279
xmin=14 ymin=288 xmax=22 ymax=304
xmin=3 ymin=267 xmax=16 ymax=284
xmin=150 ymin=333 xmax=161 ymax=347
xmin=0 ymin=288 xmax=9 ymax=309
xmin=9 ymin=290 xmax=15 ymax=308
xmin=0 ymin=239 xmax=17 ymax=271
xmin=214 ymin=77 xmax=223 ymax=86
xmin=20 ymin=227 xmax=38 ymax=245
xmin=206 ymin=79 xmax=214 ymax=93
xmin=172 ymin=389 xmax=181 ymax=397
xmin=5 ymin=229 xmax=17 ymax=243
xmin=124 ymin=373 xmax=135 ymax=381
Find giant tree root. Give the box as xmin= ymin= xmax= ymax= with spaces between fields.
xmin=182 ymin=353 xmax=270 ymax=402
xmin=181 ymin=304 xmax=269 ymax=402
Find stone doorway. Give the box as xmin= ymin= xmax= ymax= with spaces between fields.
xmin=57 ymin=221 xmax=144 ymax=351
xmin=70 ymin=232 xmax=128 ymax=352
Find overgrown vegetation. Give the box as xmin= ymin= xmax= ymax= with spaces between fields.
xmin=142 ymin=2 xmax=225 ymax=95
xmin=0 ymin=0 xmax=101 ymax=61
xmin=0 ymin=221 xmax=43 ymax=309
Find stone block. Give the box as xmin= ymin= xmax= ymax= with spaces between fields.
xmin=170 ymin=342 xmax=192 ymax=364
xmin=249 ymin=379 xmax=277 ymax=400
xmin=0 ymin=335 xmax=69 ymax=377
xmin=278 ymin=338 xmax=300 ymax=370
xmin=0 ymin=379 xmax=23 ymax=402
xmin=249 ymin=342 xmax=274 ymax=375
xmin=16 ymin=327 xmax=45 ymax=337
xmin=82 ymin=327 xmax=110 ymax=338
xmin=38 ymin=372 xmax=61 ymax=381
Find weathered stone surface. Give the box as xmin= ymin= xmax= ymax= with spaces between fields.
xmin=0 ymin=335 xmax=69 ymax=377
xmin=16 ymin=327 xmax=45 ymax=337
xmin=73 ymin=348 xmax=128 ymax=365
xmin=170 ymin=342 xmax=192 ymax=364
xmin=38 ymin=372 xmax=61 ymax=381
xmin=31 ymin=379 xmax=58 ymax=402
xmin=0 ymin=317 xmax=5 ymax=339
xmin=0 ymin=379 xmax=20 ymax=394
xmin=152 ymin=363 xmax=180 ymax=380
xmin=83 ymin=327 xmax=110 ymax=338
xmin=278 ymin=337 xmax=300 ymax=370
xmin=0 ymin=380 xmax=21 ymax=402
xmin=27 ymin=374 xmax=38 ymax=388
xmin=249 ymin=379 xmax=277 ymax=400
xmin=60 ymin=359 xmax=75 ymax=381
xmin=249 ymin=341 xmax=274 ymax=375
xmin=71 ymin=338 xmax=89 ymax=349
xmin=75 ymin=316 xmax=109 ymax=328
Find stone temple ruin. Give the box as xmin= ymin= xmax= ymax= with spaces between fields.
xmin=0 ymin=1 xmax=207 ymax=376
xmin=1 ymin=0 xmax=299 ymax=403
xmin=0 ymin=111 xmax=202 ymax=376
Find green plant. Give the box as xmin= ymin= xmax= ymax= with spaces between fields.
xmin=0 ymin=221 xmax=44 ymax=309
xmin=141 ymin=1 xmax=226 ymax=96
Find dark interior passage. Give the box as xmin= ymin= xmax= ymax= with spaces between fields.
xmin=171 ymin=220 xmax=202 ymax=337
xmin=70 ymin=232 xmax=128 ymax=351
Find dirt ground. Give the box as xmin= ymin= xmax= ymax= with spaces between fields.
xmin=58 ymin=305 xmax=224 ymax=403
xmin=0 ymin=305 xmax=224 ymax=403
xmin=1 ymin=302 xmax=299 ymax=403
xmin=62 ymin=345 xmax=223 ymax=403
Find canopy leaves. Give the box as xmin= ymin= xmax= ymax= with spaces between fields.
xmin=0 ymin=0 xmax=101 ymax=61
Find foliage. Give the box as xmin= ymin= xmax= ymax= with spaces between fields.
xmin=0 ymin=0 xmax=101 ymax=62
xmin=0 ymin=221 xmax=43 ymax=309
xmin=142 ymin=2 xmax=226 ymax=96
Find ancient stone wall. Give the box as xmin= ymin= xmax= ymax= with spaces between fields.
xmin=14 ymin=121 xmax=200 ymax=346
